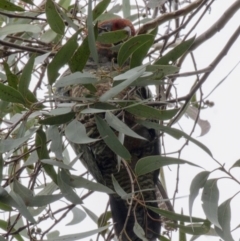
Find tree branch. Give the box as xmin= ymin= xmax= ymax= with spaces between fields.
xmin=191 ymin=0 xmax=240 ymax=51
xmin=137 ymin=0 xmax=208 ymax=34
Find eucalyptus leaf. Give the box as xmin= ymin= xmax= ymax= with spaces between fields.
xmin=58 ymin=171 xmax=82 ymax=204
xmin=201 ymin=179 xmax=221 ymax=229
xmin=0 ymin=130 xmax=36 ymax=153
xmin=0 ymin=24 xmax=41 ymax=36
xmin=118 ymin=35 xmax=154 ymax=66
xmin=139 ymin=120 xmax=212 ymax=156
xmin=106 ymin=112 xmax=146 ymax=140
xmin=95 ymin=115 xmax=131 ymax=160
xmin=64 ymin=173 xmax=114 ymax=194
xmin=69 ymin=36 xmax=91 ymax=72
xmin=47 ymin=126 xmax=63 ymax=160
xmin=47 ymin=225 xmax=110 ymax=241
xmin=148 ymin=206 xmax=206 ymax=223
xmin=189 ymin=171 xmax=210 ymax=222
xmin=41 ymin=159 xmax=75 ymax=170
xmin=87 ymin=1 xmax=98 ymax=63
xmin=125 ymin=104 xmax=179 ymax=121
xmin=215 ymin=198 xmax=234 ymax=241
xmin=19 ymin=54 xmax=35 ymax=97
xmin=155 ymin=36 xmax=196 ymax=65
xmin=135 ymin=156 xmax=202 ymax=176
xmin=97 ymin=30 xmax=129 ymax=44
xmin=39 ymin=112 xmax=75 ymax=125
xmin=133 ymin=221 xmax=148 ymax=241
xmin=65 ymin=119 xmax=98 ymax=144
xmin=46 ymin=0 xmax=65 ymax=35
xmin=100 ymin=65 xmax=145 ymax=101
xmin=48 ymin=32 xmax=79 ymax=84
xmin=66 ymin=207 xmax=86 ymax=226
xmin=55 ymin=72 xmax=98 ymax=87
xmin=10 ymin=192 xmax=36 ymax=223
xmin=111 ymin=175 xmax=128 ymax=199
xmin=0 ymin=0 xmax=24 ymax=11
xmin=0 ymin=83 xmax=25 ymax=105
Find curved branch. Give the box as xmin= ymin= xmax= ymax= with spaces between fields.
xmin=0 ymin=39 xmax=55 ymax=55
xmin=191 ymin=0 xmax=240 ymax=50
xmin=173 ymin=25 xmax=240 ymax=123
xmin=137 ymin=0 xmax=208 ymax=34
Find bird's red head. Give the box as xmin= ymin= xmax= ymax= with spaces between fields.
xmin=98 ymin=18 xmax=135 ymax=36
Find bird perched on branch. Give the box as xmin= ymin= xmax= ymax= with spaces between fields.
xmin=59 ymin=18 xmax=172 ymax=241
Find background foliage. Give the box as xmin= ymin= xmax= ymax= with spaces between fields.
xmin=0 ymin=0 xmax=240 ymax=241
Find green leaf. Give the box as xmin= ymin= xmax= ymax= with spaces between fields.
xmin=0 ymin=220 xmax=24 ymax=241
xmin=55 ymin=72 xmax=98 ymax=87
xmin=171 ymin=223 xmax=210 ymax=235
xmin=0 ymin=201 xmax=12 ymax=211
xmin=13 ymin=179 xmax=63 ymax=207
xmin=41 ymin=159 xmax=75 ymax=170
xmin=19 ymin=54 xmax=35 ymax=96
xmin=92 ymin=0 xmax=111 ymax=20
xmin=69 ymin=37 xmax=91 ymax=72
xmin=118 ymin=35 xmax=155 ymax=66
xmin=138 ymin=120 xmax=213 ymax=157
xmin=105 ymin=112 xmax=146 ymax=140
xmin=24 ymin=89 xmax=39 ymax=106
xmin=48 ymin=31 xmax=79 ymax=85
xmin=97 ymin=29 xmax=129 ymax=44
xmin=130 ymin=35 xmax=154 ymax=68
xmin=148 ymin=206 xmax=206 ymax=223
xmin=201 ymin=179 xmax=221 ymax=228
xmin=230 ymin=159 xmax=240 ymax=169
xmin=100 ymin=65 xmax=146 ymax=102
xmin=0 ymin=24 xmax=41 ymax=36
xmin=81 ymin=205 xmax=98 ymax=223
xmin=0 ymin=131 xmax=36 ymax=153
xmin=215 ymin=198 xmax=234 ymax=241
xmin=3 ymin=62 xmax=18 ymax=89
xmin=0 ymin=154 xmax=3 ymax=183
xmin=0 ymin=83 xmax=25 ymax=104
xmin=124 ymin=104 xmax=179 ymax=121
xmin=111 ymin=175 xmax=128 ymax=199
xmin=87 ymin=1 xmax=98 ymax=63
xmin=58 ymin=170 xmax=82 ymax=204
xmin=65 ymin=119 xmax=98 ymax=144
xmin=146 ymin=64 xmax=179 ymax=78
xmin=67 ymin=207 xmax=86 ymax=226
xmin=39 ymin=112 xmax=75 ymax=125
xmin=63 ymin=173 xmax=114 ymax=194
xmin=20 ymin=0 xmax=34 ymax=5
xmin=47 ymin=225 xmax=110 ymax=241
xmin=133 ymin=221 xmax=148 ymax=241
xmin=10 ymin=191 xmax=36 ymax=223
xmin=46 ymin=0 xmax=65 ymax=35
xmin=178 ymin=210 xmax=187 ymax=241
xmin=122 ymin=0 xmax=130 ymax=17
xmin=47 ymin=126 xmax=63 ymax=160
xmin=36 ymin=128 xmax=58 ymax=184
xmin=155 ymin=36 xmax=196 ymax=65
xmin=95 ymin=115 xmax=131 ymax=160
xmin=159 ymin=236 xmax=171 ymax=241
xmin=135 ymin=156 xmax=202 ymax=176
xmin=0 ymin=0 xmax=24 ymax=11
xmin=189 ymin=171 xmax=210 ymax=222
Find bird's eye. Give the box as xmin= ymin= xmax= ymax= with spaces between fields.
xmin=98 ymin=27 xmax=109 ymax=34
